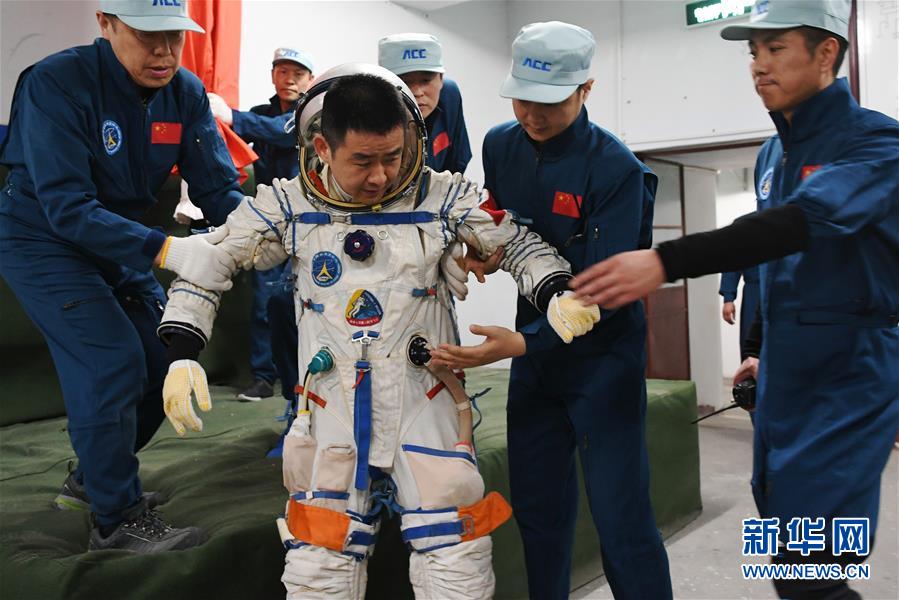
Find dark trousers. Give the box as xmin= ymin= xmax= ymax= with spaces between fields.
xmin=249 ymin=263 xmax=289 ymax=384
xmin=267 ymin=288 xmax=298 ymax=401
xmin=0 ymin=214 xmax=166 ymax=526
xmin=507 ymin=312 xmax=672 ymax=600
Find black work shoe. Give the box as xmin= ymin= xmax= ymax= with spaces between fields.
xmin=88 ymin=506 xmax=205 ymax=553
xmin=237 ymin=379 xmax=274 ymax=402
xmin=54 ymin=470 xmax=167 ymax=511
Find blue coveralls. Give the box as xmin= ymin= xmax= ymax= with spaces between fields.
xmin=483 ymin=107 xmax=672 ymax=600
xmin=0 ymin=39 xmax=243 ymax=526
xmin=751 ymin=78 xmax=899 ymax=551
xmin=232 ymin=96 xmax=298 ymax=395
xmin=424 ymin=78 xmax=471 ymax=175
xmin=720 ymin=266 xmax=760 ymax=355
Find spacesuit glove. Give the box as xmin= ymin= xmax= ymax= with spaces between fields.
xmin=159 ymin=228 xmax=236 ymax=292
xmin=252 ymin=232 xmax=289 ymax=271
xmin=441 ymin=242 xmax=469 ymax=300
xmin=163 ymin=359 xmax=213 ymax=437
xmin=207 ymin=93 xmax=233 ymax=125
xmin=548 ymin=291 xmax=601 ymax=343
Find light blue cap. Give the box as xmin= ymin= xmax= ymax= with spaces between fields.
xmin=273 ymin=47 xmax=314 ymax=72
xmin=99 ymin=0 xmax=204 ymax=33
xmin=721 ymin=0 xmax=850 ymax=41
xmin=378 ymin=33 xmax=445 ymax=76
xmin=501 ymin=21 xmax=595 ymax=104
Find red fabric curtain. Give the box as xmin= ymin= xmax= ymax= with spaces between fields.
xmin=181 ymin=0 xmax=256 ymax=182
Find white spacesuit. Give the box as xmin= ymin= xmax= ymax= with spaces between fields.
xmin=158 ymin=64 xmax=600 ymax=599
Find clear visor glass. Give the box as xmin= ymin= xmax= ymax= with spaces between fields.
xmin=298 ymin=102 xmax=426 ymax=209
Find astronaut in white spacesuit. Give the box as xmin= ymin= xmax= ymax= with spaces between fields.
xmin=157 ymin=64 xmax=600 ymax=599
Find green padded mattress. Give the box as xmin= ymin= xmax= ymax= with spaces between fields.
xmin=0 ymin=370 xmax=700 ymax=599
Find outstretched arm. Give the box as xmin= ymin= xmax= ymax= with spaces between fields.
xmin=157 ymin=183 xmax=292 ymax=436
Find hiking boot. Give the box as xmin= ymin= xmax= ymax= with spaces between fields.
xmin=88 ymin=504 xmax=205 ymax=553
xmin=54 ymin=470 xmax=166 ymax=511
xmin=237 ymin=379 xmax=274 ymax=402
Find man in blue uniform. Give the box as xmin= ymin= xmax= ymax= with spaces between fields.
xmin=720 ymin=265 xmax=760 ymax=355
xmin=431 ymin=21 xmax=673 ymax=600
xmin=0 ymin=0 xmax=243 ymax=553
xmin=208 ymin=47 xmax=314 ymax=402
xmin=572 ymin=2 xmax=898 ymax=597
xmin=378 ymin=33 xmax=471 ymax=175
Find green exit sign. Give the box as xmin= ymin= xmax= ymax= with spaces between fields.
xmin=686 ymin=0 xmax=754 ymax=27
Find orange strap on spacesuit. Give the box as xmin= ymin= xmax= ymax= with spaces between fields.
xmin=286 ymin=501 xmax=350 ymax=552
xmin=458 ymin=491 xmax=513 ymax=542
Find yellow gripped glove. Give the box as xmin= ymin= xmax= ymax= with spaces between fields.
xmin=163 ymin=359 xmax=212 ymax=436
xmin=547 ymin=291 xmax=601 ymax=343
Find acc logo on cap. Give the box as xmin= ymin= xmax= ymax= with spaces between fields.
xmin=402 ymin=48 xmax=427 ymax=60
xmin=153 ymin=0 xmax=182 ymax=6
xmin=758 ymin=167 xmax=774 ymax=200
xmin=345 ymin=289 xmax=383 ymax=327
xmin=311 ymin=251 xmax=342 ymax=287
xmin=102 ymin=120 xmax=123 ymax=155
xmin=522 ymin=57 xmax=552 ymax=72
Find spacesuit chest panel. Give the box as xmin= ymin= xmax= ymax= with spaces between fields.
xmin=288 ymin=212 xmax=448 ymax=359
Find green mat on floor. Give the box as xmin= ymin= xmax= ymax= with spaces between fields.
xmin=0 ymin=370 xmax=701 ymax=599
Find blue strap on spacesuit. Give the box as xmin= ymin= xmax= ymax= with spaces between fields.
xmin=401 ymin=521 xmax=465 ymax=544
xmin=353 ymin=360 xmax=372 ymax=490
xmin=292 ymin=211 xmax=437 ymax=225
xmin=291 ymin=490 xmax=350 ymax=502
xmin=301 ymin=299 xmax=324 ymax=312
xmin=411 ymin=286 xmax=438 ymax=297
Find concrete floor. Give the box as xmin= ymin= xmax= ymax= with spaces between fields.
xmin=572 ymin=389 xmax=899 ymax=600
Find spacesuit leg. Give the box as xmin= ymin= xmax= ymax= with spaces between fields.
xmin=280 ymin=405 xmax=376 ymax=599
xmin=392 ymin=398 xmax=509 ymax=600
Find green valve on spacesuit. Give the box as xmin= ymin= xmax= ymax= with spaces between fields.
xmin=308 ymin=347 xmax=334 ymax=374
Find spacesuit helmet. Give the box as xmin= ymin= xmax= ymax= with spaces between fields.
xmin=293 ymin=63 xmax=427 ymax=211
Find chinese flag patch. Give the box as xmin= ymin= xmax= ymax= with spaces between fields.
xmin=552 ymin=191 xmax=582 ymax=218
xmin=432 ymin=131 xmax=451 ymax=156
xmin=151 ymin=122 xmax=182 ymax=144
xmin=480 ymin=190 xmax=499 ymax=211
xmin=482 ymin=207 xmax=506 ymax=226
xmin=479 ymin=190 xmax=504 ymax=225
xmin=801 ymin=165 xmax=822 ymax=180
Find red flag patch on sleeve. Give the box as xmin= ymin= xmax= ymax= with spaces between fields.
xmin=432 ymin=131 xmax=451 ymax=157
xmin=482 ymin=207 xmax=506 ymax=226
xmin=480 ymin=190 xmax=499 ymax=211
xmin=552 ymin=191 xmax=582 ymax=218
xmin=151 ymin=122 xmax=182 ymax=144
xmin=801 ymin=165 xmax=822 ymax=180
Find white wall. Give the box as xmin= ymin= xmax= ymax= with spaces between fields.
xmin=857 ymin=0 xmax=899 ymax=119
xmin=715 ymin=168 xmax=757 ymax=379
xmin=1 ymin=0 xmax=97 ymax=123
xmin=683 ymin=166 xmax=724 ymax=407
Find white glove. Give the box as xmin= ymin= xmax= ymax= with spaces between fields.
xmin=207 ymin=93 xmax=233 ymax=125
xmin=440 ymin=242 xmax=469 ymax=300
xmin=163 ymin=359 xmax=212 ymax=436
xmin=253 ymin=231 xmax=289 ymax=271
xmin=160 ymin=228 xmax=236 ymax=291
xmin=547 ymin=291 xmax=601 ymax=344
